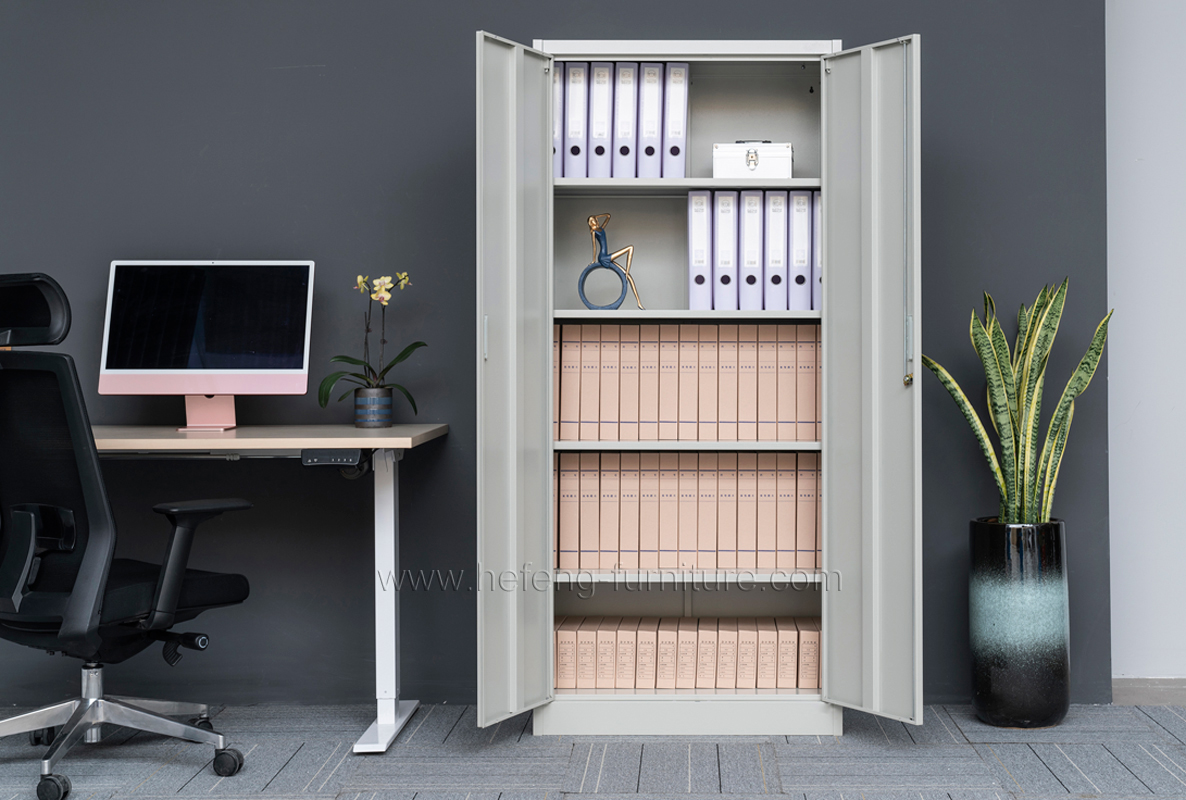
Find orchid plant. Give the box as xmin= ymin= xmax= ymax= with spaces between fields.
xmin=318 ymin=272 xmax=426 ymax=413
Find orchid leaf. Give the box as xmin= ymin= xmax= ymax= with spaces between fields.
xmin=318 ymin=371 xmax=367 ymax=407
xmin=331 ymin=354 xmax=378 ymax=379
xmin=377 ymin=341 xmax=428 ymax=381
xmin=389 ymin=383 xmax=419 ymax=415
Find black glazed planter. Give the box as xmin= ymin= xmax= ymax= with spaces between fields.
xmin=969 ymin=518 xmax=1069 ymax=728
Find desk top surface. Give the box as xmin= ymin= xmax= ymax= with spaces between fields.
xmin=92 ymin=424 xmax=449 ymax=451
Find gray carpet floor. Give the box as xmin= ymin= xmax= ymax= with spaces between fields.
xmin=4 ymin=703 xmax=1186 ymax=800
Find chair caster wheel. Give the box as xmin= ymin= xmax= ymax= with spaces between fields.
xmin=29 ymin=727 xmax=57 ymax=747
xmin=212 ymin=748 xmax=244 ymax=777
xmin=36 ymin=774 xmax=71 ymax=800
xmin=191 ymin=717 xmax=214 ymax=732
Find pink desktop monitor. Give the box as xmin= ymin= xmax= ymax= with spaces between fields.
xmin=98 ymin=261 xmax=315 ymax=430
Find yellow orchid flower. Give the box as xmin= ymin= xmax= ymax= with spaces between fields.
xmin=371 ymin=288 xmax=392 ymax=306
xmin=395 ymin=272 xmax=411 ymax=290
xmin=372 ymin=275 xmax=395 ymax=293
xmin=354 ymin=275 xmax=369 ymax=293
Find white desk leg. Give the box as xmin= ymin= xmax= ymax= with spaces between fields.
xmin=354 ymin=448 xmax=418 ymax=754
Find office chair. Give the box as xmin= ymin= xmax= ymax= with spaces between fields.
xmin=0 ymin=273 xmax=249 ymax=800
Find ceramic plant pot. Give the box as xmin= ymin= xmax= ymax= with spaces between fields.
xmin=354 ymin=387 xmax=393 ymax=428
xmin=969 ymin=517 xmax=1069 ymax=728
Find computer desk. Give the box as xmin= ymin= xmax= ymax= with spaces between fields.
xmin=92 ymin=423 xmax=449 ymax=754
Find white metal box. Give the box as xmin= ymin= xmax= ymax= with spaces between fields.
xmin=712 ymin=142 xmax=794 ymax=179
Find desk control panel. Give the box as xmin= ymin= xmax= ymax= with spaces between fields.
xmin=301 ymin=448 xmax=364 ymax=466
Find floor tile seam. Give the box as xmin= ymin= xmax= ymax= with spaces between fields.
xmin=1047 ymin=743 xmax=1103 ymax=795
xmin=1100 ymin=742 xmax=1159 ymax=795
xmin=438 ymin=706 xmax=469 ymax=747
xmin=1025 ymin=741 xmax=1071 ymax=794
xmin=334 ymin=783 xmax=563 ymax=790
xmin=302 ymin=741 xmax=344 ymax=794
xmin=933 ymin=705 xmax=971 ymax=744
xmin=260 ymin=742 xmax=306 ymax=792
xmin=1133 ymin=741 xmax=1186 ymax=789
xmin=593 ymin=742 xmax=608 ymax=794
xmin=1135 ymin=706 xmax=1186 ymax=746
xmin=347 ymin=756 xmax=576 ymax=764
xmin=1146 ymin=743 xmax=1186 ymax=782
xmin=973 ymin=743 xmax=1026 ymax=795
xmin=318 ymin=745 xmax=354 ymax=793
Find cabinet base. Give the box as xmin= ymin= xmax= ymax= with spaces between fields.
xmin=533 ymin=695 xmax=843 ymax=736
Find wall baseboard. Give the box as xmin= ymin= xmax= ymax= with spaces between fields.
xmin=1112 ymin=678 xmax=1186 ymax=705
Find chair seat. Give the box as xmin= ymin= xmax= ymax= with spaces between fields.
xmin=101 ymin=559 xmax=249 ymax=625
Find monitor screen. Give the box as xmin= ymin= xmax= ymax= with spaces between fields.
xmin=99 ymin=261 xmax=314 ymax=396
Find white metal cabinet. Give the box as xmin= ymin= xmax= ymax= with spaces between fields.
xmin=476 ymin=32 xmax=922 ymax=734
xmin=821 ymin=37 xmax=923 ymax=725
xmin=475 ymin=32 xmax=555 ymax=727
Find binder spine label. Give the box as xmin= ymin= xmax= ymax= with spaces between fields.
xmin=642 ymin=66 xmax=661 ymax=139
xmin=666 ymin=67 xmax=686 ymax=139
xmin=591 ymin=66 xmax=611 ymax=139
xmin=567 ymin=67 xmax=585 ymax=139
xmin=616 ymin=67 xmax=634 ymax=139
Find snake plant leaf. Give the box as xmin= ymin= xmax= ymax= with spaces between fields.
xmin=388 ymin=383 xmax=419 ymax=415
xmin=376 ymin=341 xmax=428 ymax=381
xmin=318 ymin=370 xmax=368 ymax=407
xmin=1018 ymin=280 xmax=1067 ymax=518
xmin=1017 ymin=302 xmax=1029 ymax=370
xmin=1041 ymin=402 xmax=1075 ymax=522
xmin=1036 ymin=402 xmax=1067 ymax=522
xmin=1023 ymin=368 xmax=1049 ymax=518
xmin=922 ymin=354 xmax=1008 ymax=506
xmin=1043 ymin=309 xmax=1113 ymax=471
xmin=988 ymin=312 xmax=1018 ymax=431
xmin=970 ymin=312 xmax=1019 ymax=521
xmin=1015 ymin=285 xmax=1050 ymax=375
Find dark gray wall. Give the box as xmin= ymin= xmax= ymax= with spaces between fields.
xmin=0 ymin=0 xmax=1109 ymax=707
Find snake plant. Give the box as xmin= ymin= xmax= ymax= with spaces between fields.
xmin=922 ymin=280 xmax=1111 ymax=523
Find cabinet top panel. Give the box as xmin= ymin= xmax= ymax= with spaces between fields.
xmin=534 ymin=39 xmax=842 ymax=62
xmin=555 ymin=178 xmax=822 ymax=197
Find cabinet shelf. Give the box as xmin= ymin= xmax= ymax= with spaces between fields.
xmin=553 ymin=440 xmax=821 ymax=452
xmin=554 ymin=569 xmax=823 ymax=585
xmin=555 ymin=177 xmax=822 ymax=197
xmin=552 ymin=309 xmax=821 ymax=322
xmin=554 ymin=687 xmax=821 ymax=699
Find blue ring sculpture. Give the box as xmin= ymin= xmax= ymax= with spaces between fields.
xmin=578 ymin=259 xmax=629 ymax=310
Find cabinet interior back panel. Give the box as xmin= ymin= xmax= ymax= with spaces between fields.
xmin=688 ymin=62 xmax=822 ymax=179
xmin=554 ymin=196 xmax=687 ymax=310
xmin=555 ymin=584 xmax=821 ymax=618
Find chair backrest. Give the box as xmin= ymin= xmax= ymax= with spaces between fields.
xmin=0 ymin=275 xmax=113 ymax=658
xmin=0 ymin=273 xmax=71 ymax=347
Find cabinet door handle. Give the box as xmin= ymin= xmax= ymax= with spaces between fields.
xmin=903 ymin=315 xmax=913 ymax=386
xmin=483 ymin=315 xmax=489 ymax=361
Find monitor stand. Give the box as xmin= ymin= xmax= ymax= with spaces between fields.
xmin=180 ymin=395 xmax=237 ymax=432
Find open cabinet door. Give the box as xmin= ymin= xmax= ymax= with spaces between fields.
xmin=821 ymin=35 xmax=922 ymax=724
xmin=475 ymin=31 xmax=554 ymax=727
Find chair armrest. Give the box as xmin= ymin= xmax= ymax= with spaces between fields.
xmin=153 ymin=499 xmax=253 ymax=517
xmin=141 ymin=498 xmax=251 ymax=631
